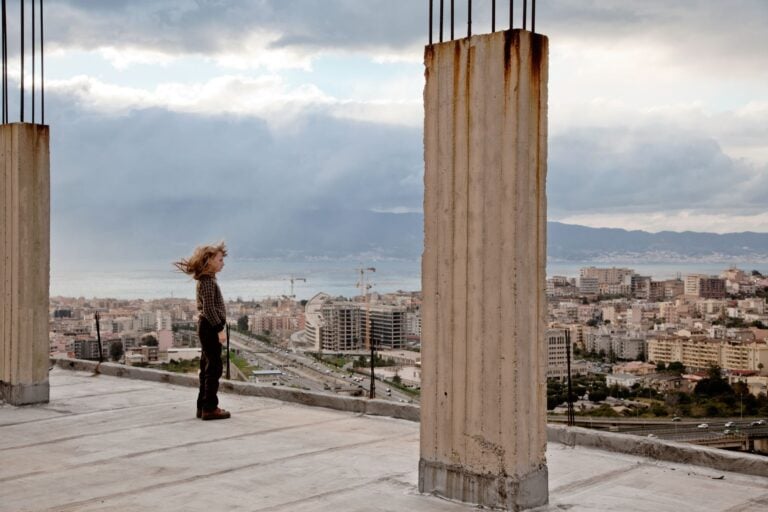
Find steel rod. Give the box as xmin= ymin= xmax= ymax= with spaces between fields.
xmin=32 ymin=0 xmax=34 ymax=122
xmin=510 ymin=0 xmax=514 ymax=30
xmin=532 ymin=0 xmax=536 ymax=33
xmin=20 ymin=0 xmax=23 ymax=122
xmin=523 ymin=0 xmax=527 ymax=30
xmin=428 ymin=0 xmax=433 ymax=45
xmin=40 ymin=0 xmax=43 ymax=124
xmin=467 ymin=0 xmax=471 ymax=37
xmin=439 ymin=0 xmax=443 ymax=42
xmin=450 ymin=0 xmax=454 ymax=39
xmin=492 ymin=0 xmax=496 ymax=32
xmin=1 ymin=0 xmax=6 ymax=123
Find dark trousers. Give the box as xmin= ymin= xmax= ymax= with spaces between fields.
xmin=196 ymin=318 xmax=223 ymax=412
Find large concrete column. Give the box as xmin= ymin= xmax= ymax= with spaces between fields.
xmin=1 ymin=123 xmax=51 ymax=405
xmin=419 ymin=30 xmax=548 ymax=511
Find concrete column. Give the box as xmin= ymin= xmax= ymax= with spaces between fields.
xmin=1 ymin=123 xmax=51 ymax=405
xmin=419 ymin=30 xmax=548 ymax=511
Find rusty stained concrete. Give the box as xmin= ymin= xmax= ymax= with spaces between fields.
xmin=420 ymin=29 xmax=549 ymax=511
xmin=0 ymin=123 xmax=50 ymax=406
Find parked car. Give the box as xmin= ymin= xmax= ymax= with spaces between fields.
xmin=723 ymin=429 xmax=734 ymax=435
xmin=697 ymin=423 xmax=709 ymax=429
xmin=671 ymin=417 xmax=681 ymax=422
xmin=724 ymin=421 xmax=735 ymax=428
xmin=750 ymin=419 xmax=766 ymax=426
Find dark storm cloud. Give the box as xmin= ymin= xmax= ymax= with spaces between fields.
xmin=548 ymin=126 xmax=768 ymax=216
xmin=47 ymin=92 xmax=423 ymax=262
xmin=44 ymin=0 xmax=767 ymax=70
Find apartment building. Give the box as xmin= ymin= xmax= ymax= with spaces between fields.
xmin=546 ymin=328 xmax=587 ymax=380
xmin=647 ymin=334 xmax=768 ymax=372
xmin=580 ymin=267 xmax=634 ymax=285
xmin=366 ymin=304 xmax=407 ymax=350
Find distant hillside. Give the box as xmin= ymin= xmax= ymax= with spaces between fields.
xmin=548 ymin=222 xmax=768 ymax=262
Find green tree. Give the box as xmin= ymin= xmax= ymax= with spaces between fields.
xmin=109 ymin=341 xmax=124 ymax=362
xmin=237 ymin=315 xmax=249 ymax=332
xmin=656 ymin=361 xmax=667 ymax=372
xmin=142 ymin=334 xmax=158 ymax=347
xmin=667 ymin=361 xmax=685 ymax=373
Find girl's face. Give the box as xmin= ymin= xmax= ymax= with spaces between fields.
xmin=211 ymin=251 xmax=225 ymax=273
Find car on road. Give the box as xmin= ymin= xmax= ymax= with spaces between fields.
xmin=751 ymin=419 xmax=766 ymax=426
xmin=697 ymin=423 xmax=709 ymax=429
xmin=671 ymin=416 xmax=681 ymax=422
xmin=724 ymin=421 xmax=735 ymax=428
xmin=723 ymin=429 xmax=734 ymax=435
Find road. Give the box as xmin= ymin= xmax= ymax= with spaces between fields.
xmin=229 ymin=331 xmax=418 ymax=404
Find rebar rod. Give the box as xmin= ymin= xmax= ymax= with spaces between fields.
xmin=20 ymin=0 xmax=23 ymax=122
xmin=40 ymin=0 xmax=43 ymax=124
xmin=492 ymin=0 xmax=496 ymax=32
xmin=32 ymin=0 xmax=34 ymax=122
xmin=428 ymin=0 xmax=433 ymax=45
xmin=523 ymin=0 xmax=527 ymax=30
xmin=1 ymin=0 xmax=6 ymax=123
xmin=439 ymin=0 xmax=443 ymax=42
xmin=532 ymin=0 xmax=536 ymax=33
xmin=467 ymin=0 xmax=471 ymax=37
xmin=450 ymin=0 xmax=454 ymax=39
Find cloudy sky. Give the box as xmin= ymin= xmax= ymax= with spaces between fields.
xmin=8 ymin=0 xmax=767 ymax=265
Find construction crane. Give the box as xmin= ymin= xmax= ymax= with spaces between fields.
xmin=286 ymin=275 xmax=306 ymax=298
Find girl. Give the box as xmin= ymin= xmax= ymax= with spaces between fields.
xmin=174 ymin=242 xmax=231 ymax=420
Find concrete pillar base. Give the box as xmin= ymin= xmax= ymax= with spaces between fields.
xmin=419 ymin=459 xmax=548 ymax=511
xmin=0 ymin=381 xmax=50 ymax=405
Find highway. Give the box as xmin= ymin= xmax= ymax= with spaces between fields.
xmin=228 ymin=331 xmax=418 ymax=404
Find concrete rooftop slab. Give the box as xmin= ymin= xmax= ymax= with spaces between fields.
xmin=1 ymin=368 xmax=768 ymax=512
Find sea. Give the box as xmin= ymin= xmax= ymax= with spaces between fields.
xmin=49 ymin=258 xmax=768 ymax=301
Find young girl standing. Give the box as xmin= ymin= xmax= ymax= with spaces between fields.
xmin=174 ymin=242 xmax=231 ymax=420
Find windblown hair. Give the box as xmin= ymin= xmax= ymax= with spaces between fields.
xmin=173 ymin=242 xmax=227 ymax=280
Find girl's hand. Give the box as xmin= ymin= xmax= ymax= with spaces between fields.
xmin=218 ymin=331 xmax=227 ymax=344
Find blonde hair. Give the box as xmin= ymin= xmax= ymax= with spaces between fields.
xmin=173 ymin=242 xmax=228 ymax=280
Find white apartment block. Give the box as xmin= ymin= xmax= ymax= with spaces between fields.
xmin=406 ymin=311 xmax=422 ymax=337
xmin=156 ymin=311 xmax=173 ymax=331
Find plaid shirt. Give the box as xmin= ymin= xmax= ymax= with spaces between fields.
xmin=197 ymin=275 xmax=226 ymax=331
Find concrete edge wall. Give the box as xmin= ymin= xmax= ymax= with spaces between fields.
xmin=51 ymin=357 xmax=419 ymax=422
xmin=548 ymin=424 xmax=768 ymax=478
xmin=49 ymin=358 xmax=768 ymax=478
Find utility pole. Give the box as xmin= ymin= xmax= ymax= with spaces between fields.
xmin=565 ymin=329 xmax=575 ymax=427
xmin=356 ymin=267 xmax=376 ymax=398
xmin=95 ymin=312 xmax=103 ymax=363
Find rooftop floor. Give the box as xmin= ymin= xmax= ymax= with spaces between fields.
xmin=2 ymin=368 xmax=768 ymax=512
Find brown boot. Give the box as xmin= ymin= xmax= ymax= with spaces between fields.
xmin=196 ymin=408 xmax=202 ymax=419
xmin=201 ymin=407 xmax=231 ymax=420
